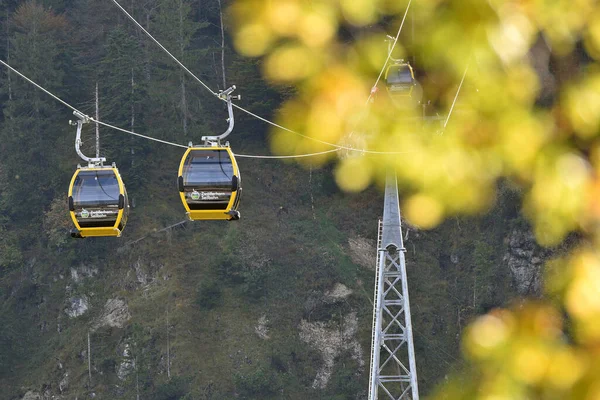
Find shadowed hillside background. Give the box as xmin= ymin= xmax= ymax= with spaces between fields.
xmin=0 ymin=1 xmax=575 ymax=399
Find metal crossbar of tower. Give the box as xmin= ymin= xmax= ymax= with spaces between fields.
xmin=368 ymin=172 xmax=419 ymax=400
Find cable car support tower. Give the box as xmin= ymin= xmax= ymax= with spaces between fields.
xmin=368 ymin=172 xmax=419 ymax=400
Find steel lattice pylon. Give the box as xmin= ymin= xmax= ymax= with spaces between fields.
xmin=368 ymin=173 xmax=419 ymax=400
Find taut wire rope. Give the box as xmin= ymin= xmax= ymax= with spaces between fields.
xmin=0 ymin=59 xmax=189 ymax=149
xmin=230 ymin=102 xmax=415 ymax=155
xmin=109 ymin=0 xmax=342 ymax=148
xmin=94 ymin=119 xmax=188 ymax=149
xmin=365 ymin=0 xmax=413 ymax=105
xmin=0 ymin=59 xmax=80 ymax=114
xmin=234 ymin=149 xmax=339 ymax=159
xmin=443 ymin=63 xmax=469 ymax=129
xmin=109 ymin=0 xmax=418 ymax=156
xmin=109 ymin=0 xmax=217 ymax=97
xmin=0 ymin=59 xmax=339 ymax=158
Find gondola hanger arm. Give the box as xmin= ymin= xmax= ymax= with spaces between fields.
xmin=202 ymin=85 xmax=239 ymax=144
xmin=70 ymin=111 xmax=106 ymax=166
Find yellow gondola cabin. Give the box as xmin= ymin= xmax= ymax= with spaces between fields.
xmin=177 ymin=145 xmax=241 ymax=221
xmin=68 ymin=165 xmax=129 ymax=238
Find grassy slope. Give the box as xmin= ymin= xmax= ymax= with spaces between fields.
xmin=0 ymin=140 xmax=522 ymax=399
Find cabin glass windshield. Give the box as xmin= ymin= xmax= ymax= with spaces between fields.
xmin=183 ymin=150 xmax=233 ymax=189
xmin=72 ymin=170 xmax=120 ymax=207
xmin=387 ymin=65 xmax=414 ymax=85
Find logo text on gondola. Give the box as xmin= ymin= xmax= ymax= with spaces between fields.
xmin=200 ymin=192 xmax=222 ymax=200
xmin=80 ymin=210 xmax=111 ymax=218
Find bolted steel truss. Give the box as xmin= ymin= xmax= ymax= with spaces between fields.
xmin=368 ymin=173 xmax=419 ymax=400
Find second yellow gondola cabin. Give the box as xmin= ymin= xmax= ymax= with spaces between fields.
xmin=385 ymin=61 xmax=416 ymax=97
xmin=177 ymin=145 xmax=241 ymax=221
xmin=67 ymin=111 xmax=130 ymax=238
xmin=68 ymin=165 xmax=129 ymax=238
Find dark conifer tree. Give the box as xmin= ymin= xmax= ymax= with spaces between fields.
xmin=0 ymin=2 xmax=70 ymax=221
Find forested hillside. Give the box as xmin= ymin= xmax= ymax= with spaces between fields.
xmin=0 ymin=1 xmax=543 ymax=399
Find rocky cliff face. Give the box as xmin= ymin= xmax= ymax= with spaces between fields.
xmin=504 ymin=227 xmax=552 ymax=296
xmin=3 ymin=177 xmax=560 ymax=400
xmin=298 ymin=283 xmax=364 ymax=391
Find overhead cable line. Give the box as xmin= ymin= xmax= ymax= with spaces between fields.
xmin=2 ymin=59 xmax=179 ymax=156
xmin=110 ymin=0 xmax=346 ymax=150
xmin=123 ymin=219 xmax=188 ymax=247
xmin=229 ymin=102 xmax=413 ymax=155
xmin=94 ymin=119 xmax=188 ymax=148
xmin=0 ymin=59 xmax=81 ymax=114
xmin=0 ymin=59 xmax=188 ymax=148
xmin=109 ymin=0 xmax=417 ymax=156
xmin=443 ymin=63 xmax=469 ymax=129
xmin=366 ymin=0 xmax=413 ymax=105
xmin=109 ymin=0 xmax=217 ymax=97
xmin=0 ymin=59 xmax=343 ymax=159
xmin=110 ymin=1 xmax=317 ymax=138
xmin=234 ymin=149 xmax=339 ymax=159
